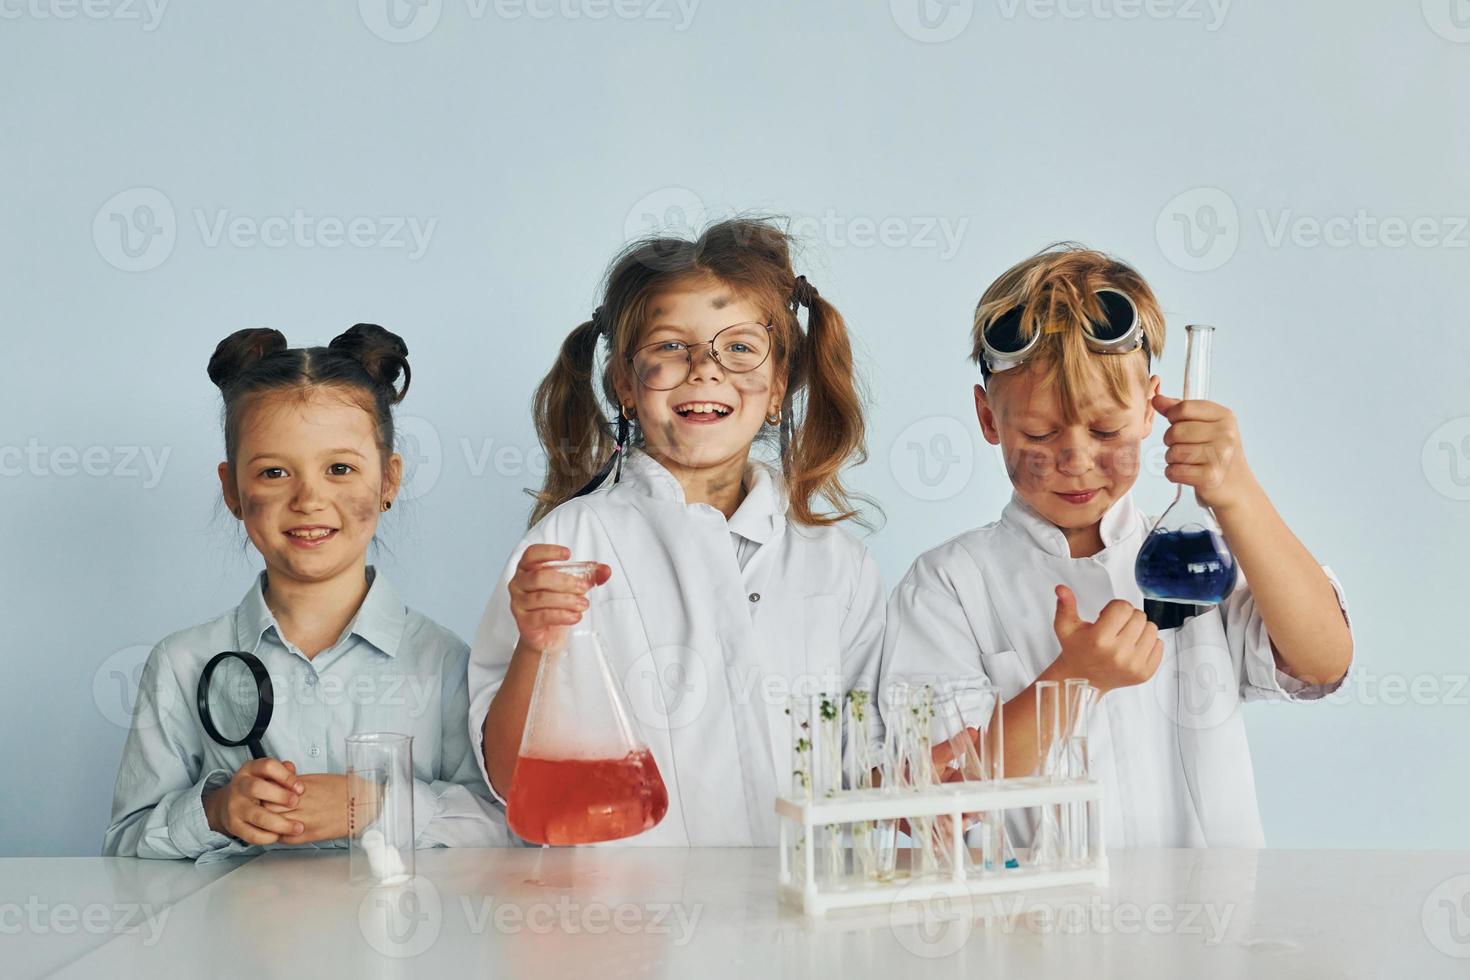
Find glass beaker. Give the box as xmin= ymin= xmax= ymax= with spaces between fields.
xmin=1135 ymin=324 xmax=1239 ymax=605
xmin=347 ymin=732 xmax=415 ymax=885
xmin=505 ymin=561 xmax=669 ymax=845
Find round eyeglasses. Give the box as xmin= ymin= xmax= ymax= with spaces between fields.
xmin=627 ymin=322 xmax=775 ymax=391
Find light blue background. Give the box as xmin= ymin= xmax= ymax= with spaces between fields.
xmin=2 ymin=1 xmax=1467 ymax=856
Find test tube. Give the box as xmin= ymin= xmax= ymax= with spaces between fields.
xmin=982 ymin=682 xmax=1012 ymax=871
xmin=815 ymin=689 xmax=845 ymax=881
xmin=845 ymin=690 xmax=879 ymax=881
xmin=347 ymin=733 xmax=415 ymax=885
xmin=1033 ymin=681 xmax=1062 ymax=867
xmin=1063 ymin=681 xmax=1097 ymax=865
xmin=872 ymin=682 xmax=907 ymax=881
xmin=786 ymin=694 xmax=816 ymax=883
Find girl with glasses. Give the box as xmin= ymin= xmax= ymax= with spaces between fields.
xmin=468 ymin=218 xmax=884 ymax=845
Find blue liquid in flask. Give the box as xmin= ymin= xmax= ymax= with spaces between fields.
xmin=1135 ymin=527 xmax=1237 ymax=604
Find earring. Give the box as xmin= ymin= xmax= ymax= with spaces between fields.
xmin=766 ymin=408 xmax=782 ymax=426
xmin=622 ymin=404 xmax=637 ymax=421
xmin=232 ymin=506 xmax=242 ymax=518
xmin=382 ymin=499 xmax=393 ymax=512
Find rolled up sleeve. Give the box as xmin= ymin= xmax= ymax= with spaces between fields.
xmin=1233 ymin=564 xmax=1352 ymax=702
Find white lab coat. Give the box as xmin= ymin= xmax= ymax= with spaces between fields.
xmin=468 ymin=448 xmax=886 ymax=846
xmin=881 ymin=491 xmax=1351 ymax=848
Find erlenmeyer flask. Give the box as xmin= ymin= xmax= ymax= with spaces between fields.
xmin=1135 ymin=324 xmax=1239 ymax=605
xmin=505 ymin=562 xmax=669 ymax=845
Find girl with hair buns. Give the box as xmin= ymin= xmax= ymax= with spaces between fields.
xmin=469 ymin=218 xmax=886 ymax=846
xmin=104 ymin=324 xmax=506 ymax=860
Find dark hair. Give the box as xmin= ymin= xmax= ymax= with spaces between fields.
xmin=529 ymin=216 xmax=873 ymax=529
xmin=207 ymin=323 xmax=410 ymax=470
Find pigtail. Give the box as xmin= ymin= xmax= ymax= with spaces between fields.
xmin=528 ymin=314 xmax=614 ymax=526
xmin=784 ymin=284 xmax=876 ymax=529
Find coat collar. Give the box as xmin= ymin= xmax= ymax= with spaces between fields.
xmin=999 ymin=490 xmax=1141 ymax=560
xmin=617 ymin=448 xmax=788 ymax=543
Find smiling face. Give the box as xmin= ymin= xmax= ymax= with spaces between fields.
xmin=218 ymin=386 xmax=402 ymax=587
xmin=614 ymin=280 xmax=785 ymax=480
xmin=976 ymin=360 xmax=1158 ymax=544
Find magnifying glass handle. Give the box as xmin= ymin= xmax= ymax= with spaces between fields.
xmin=247 ymin=739 xmax=266 ymax=760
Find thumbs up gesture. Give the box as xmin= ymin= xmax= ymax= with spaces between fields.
xmin=1052 ymin=585 xmax=1164 ymax=694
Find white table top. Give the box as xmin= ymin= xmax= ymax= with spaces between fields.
xmin=0 ymin=855 xmax=249 ymax=978
xmin=17 ymin=848 xmax=1470 ymax=978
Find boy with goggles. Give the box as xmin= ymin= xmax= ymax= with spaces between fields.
xmin=879 ymin=244 xmax=1353 ymax=848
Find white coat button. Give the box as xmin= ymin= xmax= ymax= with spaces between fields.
xmin=309 ymin=745 xmax=321 ymax=757
xmin=749 ymin=593 xmax=761 ymax=603
xmin=306 ymin=673 xmax=318 ymax=686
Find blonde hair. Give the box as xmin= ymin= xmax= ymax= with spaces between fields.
xmin=529 ymin=217 xmax=873 ymax=530
xmin=971 ymin=243 xmax=1165 ymax=422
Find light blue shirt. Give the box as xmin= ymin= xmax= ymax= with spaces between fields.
xmin=103 ymin=567 xmax=508 ymax=862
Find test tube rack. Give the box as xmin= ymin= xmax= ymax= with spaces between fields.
xmin=774 ymin=776 xmax=1106 ymax=916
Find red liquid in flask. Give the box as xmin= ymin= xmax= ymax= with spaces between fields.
xmin=506 ymin=750 xmax=669 ymax=845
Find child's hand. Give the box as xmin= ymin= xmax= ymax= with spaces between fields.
xmin=203 ymin=758 xmax=305 ymax=845
xmin=509 ymin=544 xmax=611 ymax=651
xmin=1052 ymin=585 xmax=1163 ymax=694
xmin=274 ymin=773 xmax=352 ymax=845
xmin=1153 ymin=394 xmax=1259 ymax=512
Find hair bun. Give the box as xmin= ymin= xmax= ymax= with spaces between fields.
xmin=329 ymin=323 xmax=411 ymax=404
xmin=207 ymin=328 xmax=288 ymax=390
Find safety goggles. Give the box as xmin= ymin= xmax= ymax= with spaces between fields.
xmin=979 ymin=287 xmax=1148 ymax=376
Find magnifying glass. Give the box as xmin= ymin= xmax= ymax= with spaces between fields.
xmin=196 ymin=651 xmax=274 ymax=759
